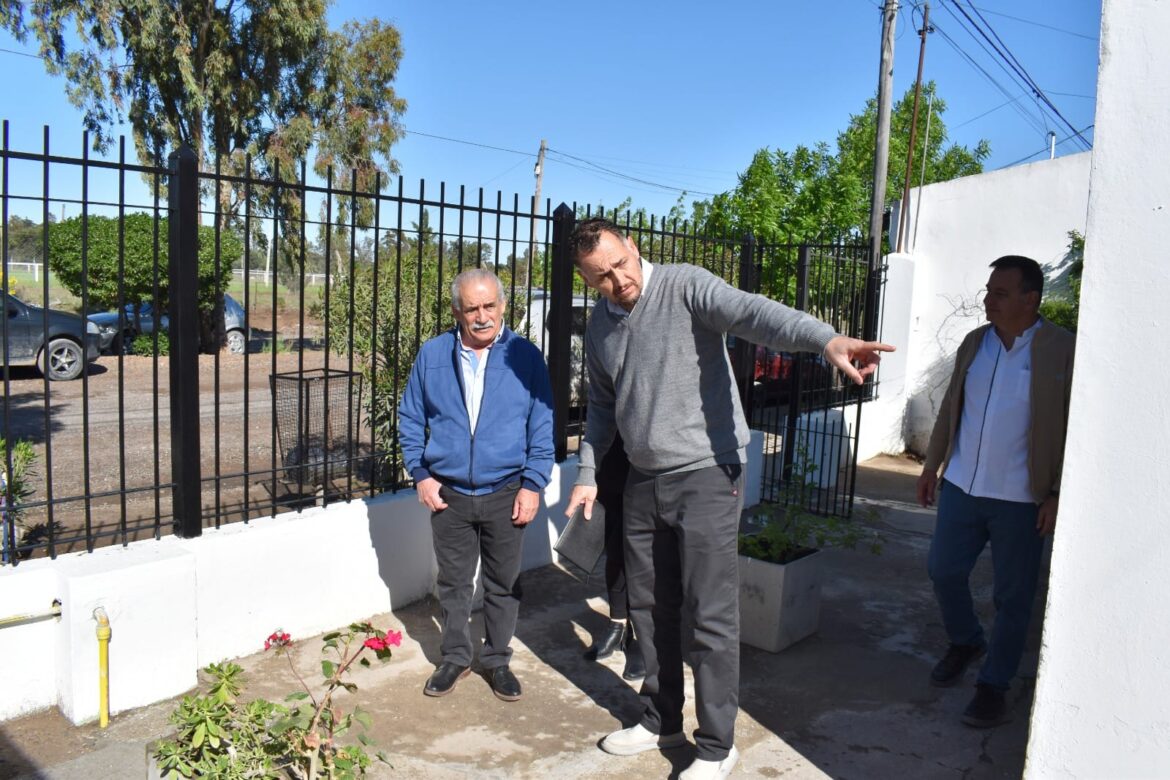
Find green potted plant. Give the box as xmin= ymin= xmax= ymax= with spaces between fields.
xmin=738 ymin=454 xmax=881 ymax=652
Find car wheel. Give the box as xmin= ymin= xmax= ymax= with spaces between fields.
xmin=39 ymin=338 xmax=85 ymax=381
xmin=225 ymin=328 xmax=247 ymax=354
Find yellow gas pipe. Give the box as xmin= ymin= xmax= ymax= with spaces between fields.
xmin=93 ymin=607 xmax=111 ymax=728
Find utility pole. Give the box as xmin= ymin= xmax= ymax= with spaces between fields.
xmin=896 ymin=2 xmax=930 ymax=253
xmin=864 ymin=0 xmax=898 ymax=344
xmin=529 ymin=139 xmax=547 ymax=289
xmin=868 ymin=0 xmax=898 ymax=268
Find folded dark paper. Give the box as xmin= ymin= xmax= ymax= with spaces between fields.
xmin=554 ymin=501 xmax=607 ymax=579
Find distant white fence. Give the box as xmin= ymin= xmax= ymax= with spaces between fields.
xmin=232 ymin=269 xmax=335 ymax=286
xmin=5 ymin=261 xmax=43 ymax=281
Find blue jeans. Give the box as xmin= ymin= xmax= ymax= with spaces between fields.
xmin=928 ymin=479 xmax=1044 ymax=690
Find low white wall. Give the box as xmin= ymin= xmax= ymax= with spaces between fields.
xmin=1025 ymin=0 xmax=1170 ymax=776
xmin=0 ymin=446 xmax=762 ymax=726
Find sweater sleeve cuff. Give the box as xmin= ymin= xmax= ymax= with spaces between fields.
xmin=520 ymin=477 xmax=542 ymax=492
xmin=411 ymin=467 xmax=432 ymax=484
xmin=811 ymin=324 xmax=838 ymax=356
xmin=575 ymin=466 xmax=597 ymax=488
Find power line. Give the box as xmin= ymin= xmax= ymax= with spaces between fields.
xmin=950 ymin=0 xmax=1091 ymax=150
xmin=932 ymin=19 xmax=1050 ymax=135
xmin=546 ymin=147 xmax=720 ymax=197
xmin=404 ymin=130 xmax=725 ymax=196
xmin=968 ymin=5 xmax=1097 ymax=41
xmin=404 ymin=129 xmax=534 ymax=158
xmin=952 ymin=92 xmax=1025 ymax=129
xmin=935 ymin=7 xmax=1054 ymax=135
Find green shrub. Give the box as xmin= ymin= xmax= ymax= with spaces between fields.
xmin=132 ymin=331 xmax=170 ymax=356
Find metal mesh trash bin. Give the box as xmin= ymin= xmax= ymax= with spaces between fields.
xmin=270 ymin=369 xmax=364 ymax=488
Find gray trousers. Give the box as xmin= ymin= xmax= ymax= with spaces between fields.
xmin=624 ymin=463 xmax=744 ymax=761
xmin=431 ymin=481 xmax=525 ymax=670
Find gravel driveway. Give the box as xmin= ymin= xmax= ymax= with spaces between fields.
xmin=2 ymin=347 xmax=385 ymax=558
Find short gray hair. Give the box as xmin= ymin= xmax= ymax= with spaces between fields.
xmin=450 ymin=268 xmax=505 ymax=312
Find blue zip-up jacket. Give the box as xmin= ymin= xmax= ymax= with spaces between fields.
xmin=398 ymin=326 xmax=554 ymax=495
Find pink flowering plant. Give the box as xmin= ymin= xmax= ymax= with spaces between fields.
xmin=154 ymin=621 xmax=402 ymax=779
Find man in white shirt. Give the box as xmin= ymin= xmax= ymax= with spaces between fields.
xmin=917 ymin=255 xmax=1075 ymax=728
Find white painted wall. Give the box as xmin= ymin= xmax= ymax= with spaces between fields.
xmin=0 ymin=444 xmax=762 ymax=725
xmin=887 ymin=152 xmax=1091 ymax=455
xmin=1026 ymin=1 xmax=1170 ymax=776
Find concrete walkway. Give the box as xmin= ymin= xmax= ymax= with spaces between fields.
xmin=0 ymin=456 xmax=1040 ymax=779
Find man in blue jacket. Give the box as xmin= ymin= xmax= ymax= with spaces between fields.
xmin=399 ymin=268 xmax=554 ymax=702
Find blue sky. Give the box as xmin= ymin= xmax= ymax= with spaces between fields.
xmin=0 ymin=0 xmax=1101 ymax=220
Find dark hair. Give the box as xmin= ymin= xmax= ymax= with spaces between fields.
xmin=568 ymin=218 xmax=626 ymax=265
xmin=990 ymin=255 xmax=1044 ymax=300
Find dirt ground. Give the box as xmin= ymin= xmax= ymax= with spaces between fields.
xmin=2 ymin=341 xmax=384 ymax=558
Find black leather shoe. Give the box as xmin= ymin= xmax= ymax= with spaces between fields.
xmin=622 ymin=634 xmax=646 ymax=681
xmin=424 ymin=662 xmax=470 ymax=697
xmin=486 ymin=665 xmax=522 ymax=702
xmin=585 ymin=621 xmax=627 ymax=661
xmin=962 ymin=683 xmax=1009 ymax=728
xmin=930 ymin=643 xmax=987 ymax=687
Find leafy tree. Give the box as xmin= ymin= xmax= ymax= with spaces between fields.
xmin=47 ymin=213 xmax=240 ymax=326
xmin=1039 ymin=230 xmax=1084 ymax=332
xmin=2 ymin=0 xmax=407 ymax=345
xmin=836 ymin=81 xmax=989 ymax=241
xmin=695 ymin=82 xmax=988 ymax=250
xmin=2 ymin=216 xmax=49 ymax=264
xmin=1 ymin=1 xmax=406 ymax=193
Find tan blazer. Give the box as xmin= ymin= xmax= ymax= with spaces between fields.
xmin=924 ymin=320 xmax=1076 ymax=504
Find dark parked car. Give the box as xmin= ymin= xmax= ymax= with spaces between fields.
xmin=729 ymin=338 xmax=842 ymax=412
xmin=2 ymin=293 xmax=102 ymax=381
xmin=88 ymin=293 xmax=250 ymax=354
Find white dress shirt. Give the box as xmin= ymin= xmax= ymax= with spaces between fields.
xmin=457 ymin=326 xmax=503 ymax=434
xmin=943 ymin=319 xmax=1042 ymax=503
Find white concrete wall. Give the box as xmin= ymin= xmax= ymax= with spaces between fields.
xmin=1026 ymin=1 xmax=1170 ymax=776
xmin=888 ymin=152 xmax=1091 ymax=455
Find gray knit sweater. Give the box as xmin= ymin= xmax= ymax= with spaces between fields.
xmin=576 ymin=262 xmax=837 ymax=486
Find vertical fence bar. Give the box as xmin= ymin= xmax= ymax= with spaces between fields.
xmin=548 ymin=203 xmax=575 ymax=462
xmin=151 ymin=163 xmax=163 ymax=537
xmin=1 ymin=122 xmax=12 ymax=563
xmin=39 ymin=127 xmax=55 ymax=558
xmin=168 ymin=145 xmax=202 ymax=538
xmin=213 ymin=151 xmax=224 ymax=526
xmin=115 ymin=136 xmax=128 ymax=543
xmin=80 ymin=132 xmax=94 ymax=548
xmin=241 ymin=155 xmax=253 ymax=524
xmin=735 ymin=233 xmax=756 ymax=413
xmin=781 ymin=244 xmax=811 ymax=491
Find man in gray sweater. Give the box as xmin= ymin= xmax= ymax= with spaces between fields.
xmin=565 ymin=218 xmax=892 ymax=780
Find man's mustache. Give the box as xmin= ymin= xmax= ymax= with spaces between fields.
xmin=470 ymin=320 xmax=495 ymax=331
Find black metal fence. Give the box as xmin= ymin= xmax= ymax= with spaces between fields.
xmin=1 ymin=124 xmax=882 ymax=564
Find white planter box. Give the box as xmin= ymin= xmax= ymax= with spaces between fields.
xmin=738 ymin=550 xmax=824 ymax=653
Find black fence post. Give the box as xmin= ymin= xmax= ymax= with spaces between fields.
xmin=168 ymin=145 xmax=202 ymax=537
xmin=548 ymin=203 xmax=575 ymax=463
xmin=781 ymin=244 xmax=812 ymax=488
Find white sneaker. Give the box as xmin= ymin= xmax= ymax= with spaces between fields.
xmin=599 ymin=723 xmax=687 ymax=756
xmin=679 ymin=745 xmax=740 ymax=779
